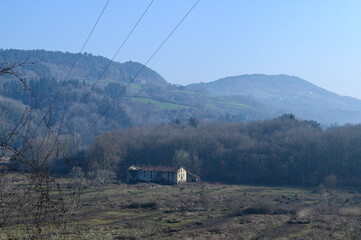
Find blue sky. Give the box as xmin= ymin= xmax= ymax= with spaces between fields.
xmin=2 ymin=0 xmax=361 ymax=98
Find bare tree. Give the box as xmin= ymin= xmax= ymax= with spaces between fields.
xmin=0 ymin=61 xmax=81 ymax=239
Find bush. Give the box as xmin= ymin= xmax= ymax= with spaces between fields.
xmin=126 ymin=201 xmax=159 ymax=210
xmin=87 ymin=169 xmax=116 ymax=185
xmin=140 ymin=202 xmax=159 ymax=210
xmin=241 ymin=203 xmax=273 ymax=215
xmin=127 ymin=202 xmax=141 ymax=209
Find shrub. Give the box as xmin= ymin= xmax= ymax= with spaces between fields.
xmin=126 ymin=201 xmax=159 ymax=210
xmin=140 ymin=202 xmax=159 ymax=210
xmin=241 ymin=203 xmax=273 ymax=215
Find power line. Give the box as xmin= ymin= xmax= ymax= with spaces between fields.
xmin=79 ymin=0 xmax=201 ymax=141
xmin=50 ymin=0 xmax=111 ymax=107
xmin=2 ymin=0 xmax=111 ymax=166
xmin=67 ymin=0 xmax=154 ymax=121
xmin=18 ymin=0 xmax=111 ymax=143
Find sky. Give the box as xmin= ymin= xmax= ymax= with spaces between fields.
xmin=2 ymin=0 xmax=361 ymax=99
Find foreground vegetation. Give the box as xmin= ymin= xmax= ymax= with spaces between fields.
xmin=2 ymin=181 xmax=361 ymax=239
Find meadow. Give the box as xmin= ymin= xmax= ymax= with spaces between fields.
xmin=2 ymin=181 xmax=360 ymax=239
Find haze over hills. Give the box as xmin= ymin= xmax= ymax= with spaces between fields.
xmin=0 ymin=49 xmax=360 ymax=144
xmin=0 ymin=49 xmax=267 ymax=143
xmin=186 ymin=74 xmax=361 ymax=125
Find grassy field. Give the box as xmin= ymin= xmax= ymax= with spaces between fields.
xmin=2 ymin=182 xmax=361 ymax=239
xmin=131 ymin=97 xmax=190 ymax=110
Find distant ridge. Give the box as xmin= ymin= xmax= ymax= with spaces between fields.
xmin=1 ymin=49 xmax=361 ymax=127
xmin=0 ymin=49 xmax=268 ymax=143
xmin=187 ymin=74 xmax=332 ymax=97
xmin=186 ymin=74 xmax=361 ymax=124
xmin=0 ymin=49 xmax=167 ymax=87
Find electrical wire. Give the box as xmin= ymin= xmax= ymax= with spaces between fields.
xmin=67 ymin=0 xmax=154 ymax=121
xmin=16 ymin=0 xmax=111 ymax=144
xmin=79 ymin=0 xmax=201 ymax=141
xmin=50 ymin=0 xmax=111 ymax=107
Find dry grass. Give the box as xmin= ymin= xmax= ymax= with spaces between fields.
xmin=2 ymin=182 xmax=361 ymax=239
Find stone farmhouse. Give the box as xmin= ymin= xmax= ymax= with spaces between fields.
xmin=126 ymin=165 xmax=187 ymax=185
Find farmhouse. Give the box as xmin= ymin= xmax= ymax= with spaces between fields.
xmin=126 ymin=165 xmax=187 ymax=184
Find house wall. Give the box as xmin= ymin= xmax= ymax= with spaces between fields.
xmin=126 ymin=167 xmax=187 ymax=184
xmin=137 ymin=170 xmax=178 ymax=184
xmin=176 ymin=168 xmax=187 ymax=183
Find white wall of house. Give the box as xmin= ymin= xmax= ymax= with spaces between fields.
xmin=126 ymin=167 xmax=187 ymax=184
xmin=177 ymin=167 xmax=187 ymax=183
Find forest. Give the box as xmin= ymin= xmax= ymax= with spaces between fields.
xmin=79 ymin=114 xmax=361 ymax=187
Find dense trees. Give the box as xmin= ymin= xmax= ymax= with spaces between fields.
xmin=0 ymin=75 xmax=267 ymax=145
xmin=84 ymin=117 xmax=361 ymax=186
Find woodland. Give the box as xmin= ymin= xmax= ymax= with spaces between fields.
xmin=82 ymin=114 xmax=361 ymax=187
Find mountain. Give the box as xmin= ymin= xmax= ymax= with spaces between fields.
xmin=1 ymin=49 xmax=360 ymax=146
xmin=0 ymin=49 xmax=167 ymax=87
xmin=186 ymin=74 xmax=361 ymax=124
xmin=0 ymin=49 xmax=266 ymax=145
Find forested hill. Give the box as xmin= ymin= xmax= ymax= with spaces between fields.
xmin=0 ymin=49 xmax=268 ymax=145
xmin=1 ymin=49 xmax=361 ymax=146
xmin=0 ymin=49 xmax=167 ymax=87
xmin=186 ymin=74 xmax=361 ymax=124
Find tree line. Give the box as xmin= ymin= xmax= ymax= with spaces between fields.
xmin=82 ymin=115 xmax=361 ymax=186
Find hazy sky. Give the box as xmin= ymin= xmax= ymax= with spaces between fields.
xmin=2 ymin=1 xmax=361 ymax=99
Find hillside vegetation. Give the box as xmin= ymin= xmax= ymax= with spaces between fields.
xmin=0 ymin=49 xmax=267 ymax=145
xmin=3 ymin=49 xmax=361 ymax=186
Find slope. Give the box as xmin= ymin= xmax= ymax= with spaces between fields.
xmin=186 ymin=74 xmax=361 ymax=124
xmin=0 ymin=49 xmax=266 ymax=144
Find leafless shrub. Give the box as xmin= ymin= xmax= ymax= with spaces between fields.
xmin=0 ymin=62 xmax=81 ymax=239
xmin=126 ymin=201 xmax=159 ymax=210
xmin=87 ymin=169 xmax=116 ymax=186
xmin=241 ymin=202 xmax=273 ymax=215
xmin=127 ymin=202 xmax=142 ymax=209
xmin=140 ymin=202 xmax=159 ymax=210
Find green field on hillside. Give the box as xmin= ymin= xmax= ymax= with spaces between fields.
xmin=132 ymin=97 xmax=190 ymax=110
